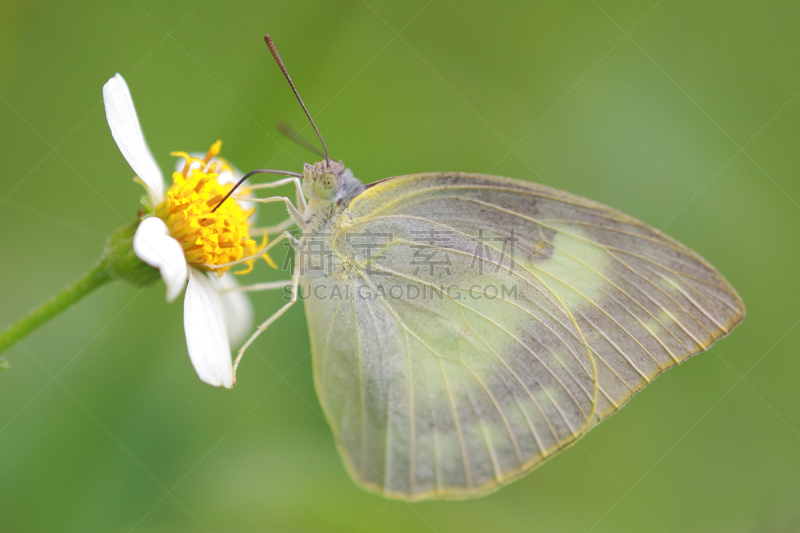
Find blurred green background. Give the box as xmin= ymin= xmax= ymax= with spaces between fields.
xmin=2 ymin=1 xmax=799 ymax=531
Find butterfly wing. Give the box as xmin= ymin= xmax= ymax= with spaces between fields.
xmin=304 ymin=172 xmax=743 ymax=500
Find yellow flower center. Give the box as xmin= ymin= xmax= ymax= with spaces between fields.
xmin=154 ymin=141 xmax=274 ymax=274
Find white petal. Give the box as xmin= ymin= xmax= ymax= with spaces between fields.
xmin=133 ymin=217 xmax=188 ymax=302
xmin=103 ymin=74 xmax=164 ymax=205
xmin=208 ymin=273 xmax=254 ymax=349
xmin=184 ymin=269 xmax=233 ymax=388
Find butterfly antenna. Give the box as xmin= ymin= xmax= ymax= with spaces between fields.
xmin=277 ymin=120 xmax=325 ymax=158
xmin=265 ymin=34 xmax=330 ymax=164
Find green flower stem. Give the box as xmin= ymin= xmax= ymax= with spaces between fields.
xmin=0 ymin=260 xmax=112 ymax=354
xmin=0 ymin=221 xmax=159 ymax=355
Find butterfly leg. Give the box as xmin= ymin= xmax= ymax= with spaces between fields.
xmin=245 ymin=177 xmax=307 ymax=216
xmin=251 ymin=217 xmax=297 ymax=237
xmin=231 ymin=259 xmax=301 ymax=386
xmin=284 ymin=230 xmax=302 ymax=249
xmin=247 ymin=196 xmax=305 ymax=230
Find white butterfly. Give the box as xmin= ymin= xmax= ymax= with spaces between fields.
xmin=228 ymin=36 xmax=744 ymax=500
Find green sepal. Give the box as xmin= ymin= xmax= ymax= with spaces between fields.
xmin=102 ymin=217 xmax=160 ymax=288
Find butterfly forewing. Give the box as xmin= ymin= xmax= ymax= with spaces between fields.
xmin=303 ymin=172 xmax=743 ymax=500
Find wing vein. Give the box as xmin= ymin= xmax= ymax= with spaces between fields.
xmin=457 ymin=305 xmax=525 ymax=465
xmin=350 ymin=295 xmax=368 ymax=478
xmin=547 ymin=241 xmax=679 ymax=366
xmin=458 ymin=307 xmax=550 ymax=454
xmin=437 ymin=356 xmax=473 ymax=490
xmin=371 ymin=264 xmax=594 ymax=425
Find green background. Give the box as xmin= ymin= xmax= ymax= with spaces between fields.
xmin=2 ymin=1 xmax=799 ymax=531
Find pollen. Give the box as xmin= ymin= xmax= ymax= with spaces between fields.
xmin=155 ymin=142 xmax=274 ymax=274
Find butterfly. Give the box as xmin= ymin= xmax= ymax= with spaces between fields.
xmin=221 ymin=35 xmax=744 ymax=501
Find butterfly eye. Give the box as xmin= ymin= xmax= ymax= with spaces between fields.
xmin=313 ymin=172 xmax=338 ymax=201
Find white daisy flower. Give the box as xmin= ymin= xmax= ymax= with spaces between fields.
xmin=103 ymin=73 xmax=274 ymax=389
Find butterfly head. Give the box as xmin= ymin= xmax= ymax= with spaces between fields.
xmin=303 ymin=159 xmax=364 ymax=208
